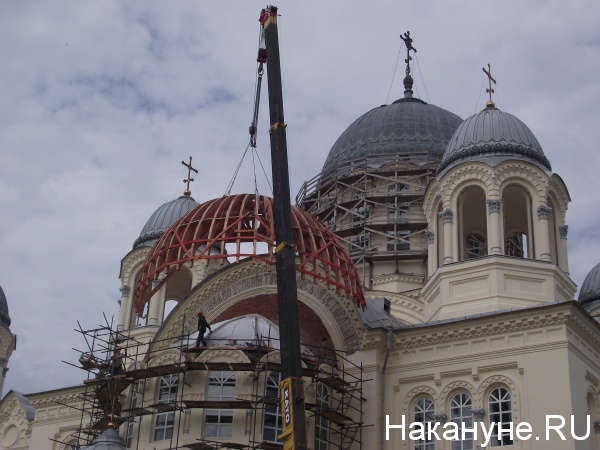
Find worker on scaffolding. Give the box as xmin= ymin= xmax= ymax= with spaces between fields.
xmin=195 ymin=311 xmax=212 ymax=348
xmin=110 ymin=346 xmax=125 ymax=376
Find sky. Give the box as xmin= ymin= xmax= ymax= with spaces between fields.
xmin=1 ymin=1 xmax=599 ymax=396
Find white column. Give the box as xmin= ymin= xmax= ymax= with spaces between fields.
xmin=536 ymin=205 xmax=553 ymax=262
xmin=147 ymin=278 xmax=166 ymax=326
xmin=426 ymin=231 xmax=436 ymax=276
xmin=486 ymin=199 xmax=503 ymax=255
xmin=439 ymin=208 xmax=454 ymax=264
xmin=558 ymin=225 xmax=570 ymax=274
xmin=117 ymin=285 xmax=130 ymax=331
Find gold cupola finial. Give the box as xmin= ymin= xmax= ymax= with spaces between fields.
xmin=181 ymin=156 xmax=198 ymax=196
xmin=482 ymin=63 xmax=497 ymax=108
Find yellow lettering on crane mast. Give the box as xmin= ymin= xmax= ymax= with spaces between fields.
xmin=278 ymin=376 xmax=298 ymax=450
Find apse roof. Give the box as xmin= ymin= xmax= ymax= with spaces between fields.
xmin=133 ymin=194 xmax=199 ymax=249
xmin=176 ymin=314 xmax=313 ymax=353
xmin=0 ymin=284 xmax=10 ymax=328
xmin=438 ymin=105 xmax=552 ymax=175
xmin=321 ymin=98 xmax=462 ymax=173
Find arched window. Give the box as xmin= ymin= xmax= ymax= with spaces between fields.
xmin=154 ymin=374 xmax=178 ymax=441
xmin=205 ymin=370 xmax=236 ymax=438
xmin=502 ymin=185 xmax=532 ymax=259
xmin=488 ymin=387 xmax=513 ymax=447
xmin=450 ymin=393 xmax=473 ymax=450
xmin=263 ymin=372 xmax=282 ymax=442
xmin=458 ymin=187 xmax=487 ymax=261
xmin=163 ymin=299 xmax=179 ymax=322
xmin=414 ymin=397 xmax=435 ymax=450
xmin=126 ymin=382 xmax=140 ymax=447
xmin=315 ymin=383 xmax=331 ymax=450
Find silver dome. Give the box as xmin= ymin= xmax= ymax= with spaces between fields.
xmin=579 ymin=263 xmax=600 ymax=309
xmin=81 ymin=428 xmax=127 ymax=450
xmin=438 ymin=106 xmax=552 ymax=175
xmin=0 ymin=284 xmax=10 ymax=328
xmin=133 ymin=195 xmax=199 ymax=249
xmin=322 ymin=98 xmax=462 ymax=173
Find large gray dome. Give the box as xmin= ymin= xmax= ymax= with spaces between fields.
xmin=133 ymin=195 xmax=199 ymax=249
xmin=0 ymin=284 xmax=10 ymax=328
xmin=438 ymin=105 xmax=552 ymax=175
xmin=322 ymin=98 xmax=462 ymax=173
xmin=578 ymin=263 xmax=600 ymax=309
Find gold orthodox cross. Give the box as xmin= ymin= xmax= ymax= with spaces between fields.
xmin=400 ymin=31 xmax=417 ymax=76
xmin=482 ymin=63 xmax=496 ymax=107
xmin=182 ymin=156 xmax=198 ymax=196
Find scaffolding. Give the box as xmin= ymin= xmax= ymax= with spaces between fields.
xmin=64 ymin=318 xmax=368 ymax=450
xmin=297 ymin=154 xmax=437 ymax=288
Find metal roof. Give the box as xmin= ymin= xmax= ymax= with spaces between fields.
xmin=579 ymin=262 xmax=600 ymax=309
xmin=438 ymin=106 xmax=552 ymax=175
xmin=81 ymin=428 xmax=127 ymax=450
xmin=133 ymin=195 xmax=199 ymax=249
xmin=358 ymin=297 xmax=408 ymax=329
xmin=13 ymin=392 xmax=35 ymax=421
xmin=322 ymin=98 xmax=462 ymax=174
xmin=0 ymin=284 xmax=10 ymax=328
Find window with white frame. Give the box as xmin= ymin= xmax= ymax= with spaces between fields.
xmin=315 ymin=383 xmax=331 ymax=450
xmin=450 ymin=393 xmax=474 ymax=450
xmin=488 ymin=387 xmax=513 ymax=447
xmin=154 ymin=374 xmax=178 ymax=441
xmin=414 ymin=397 xmax=435 ymax=450
xmin=263 ymin=372 xmax=282 ymax=442
xmin=205 ymin=370 xmax=236 ymax=438
xmin=351 ymin=232 xmax=370 ymax=250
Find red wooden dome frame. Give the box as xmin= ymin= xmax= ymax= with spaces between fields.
xmin=133 ymin=194 xmax=365 ymax=315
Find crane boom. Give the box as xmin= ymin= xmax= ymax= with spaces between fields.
xmin=259 ymin=6 xmax=307 ymax=450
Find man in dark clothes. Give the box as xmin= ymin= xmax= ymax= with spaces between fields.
xmin=111 ymin=346 xmax=124 ymax=375
xmin=195 ymin=311 xmax=212 ymax=347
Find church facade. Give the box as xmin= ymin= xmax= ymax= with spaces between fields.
xmin=2 ymin=58 xmax=600 ymax=450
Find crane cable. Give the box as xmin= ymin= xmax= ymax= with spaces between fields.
xmin=224 ymin=27 xmax=272 ymax=196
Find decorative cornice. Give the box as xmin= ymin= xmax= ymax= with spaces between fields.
xmin=537 ymin=204 xmax=553 ymax=220
xmin=371 ymin=273 xmax=424 ymax=287
xmin=394 ymin=306 xmax=572 ymax=350
xmin=438 ymin=208 xmax=453 ymax=224
xmin=486 ymin=199 xmax=502 ymax=213
xmin=30 ymin=391 xmax=83 ymax=409
xmin=559 ymin=225 xmax=569 ymax=239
